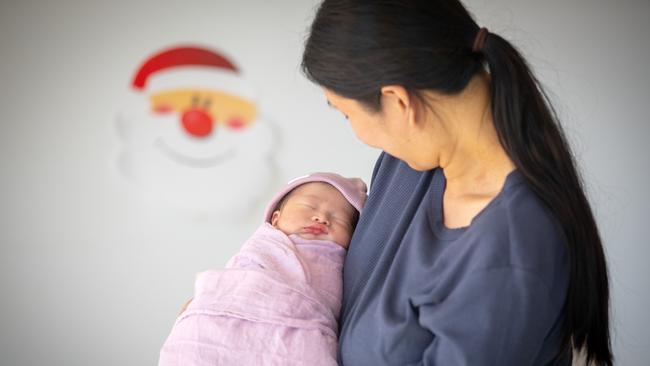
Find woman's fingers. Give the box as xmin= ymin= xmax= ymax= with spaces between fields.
xmin=178 ymin=297 xmax=193 ymax=315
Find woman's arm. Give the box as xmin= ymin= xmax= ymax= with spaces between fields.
xmin=413 ymin=267 xmax=565 ymax=365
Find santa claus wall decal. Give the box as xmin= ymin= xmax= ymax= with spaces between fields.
xmin=115 ymin=45 xmax=278 ymax=218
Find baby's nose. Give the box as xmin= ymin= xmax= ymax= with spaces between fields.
xmin=312 ymin=214 xmax=330 ymax=225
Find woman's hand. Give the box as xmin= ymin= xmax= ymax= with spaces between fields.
xmin=178 ymin=297 xmax=193 ymax=315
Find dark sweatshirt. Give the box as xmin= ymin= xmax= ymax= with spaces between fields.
xmin=337 ymin=152 xmax=570 ymax=365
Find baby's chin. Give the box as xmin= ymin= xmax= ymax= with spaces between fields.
xmin=294 ymin=232 xmax=348 ymax=248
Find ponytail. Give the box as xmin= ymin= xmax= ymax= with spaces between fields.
xmin=482 ymin=31 xmax=612 ymax=365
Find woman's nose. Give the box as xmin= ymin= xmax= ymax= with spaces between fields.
xmin=181 ymin=108 xmax=214 ymax=137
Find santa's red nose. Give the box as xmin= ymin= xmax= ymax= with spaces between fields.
xmin=181 ymin=108 xmax=213 ymax=137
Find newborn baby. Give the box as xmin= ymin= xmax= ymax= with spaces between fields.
xmin=159 ymin=172 xmax=367 ymax=366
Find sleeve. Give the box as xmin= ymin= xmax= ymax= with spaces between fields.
xmin=369 ymin=151 xmax=386 ymax=187
xmin=412 ymin=267 xmax=556 ymax=365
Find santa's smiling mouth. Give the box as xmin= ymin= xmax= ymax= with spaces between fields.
xmin=154 ymin=138 xmax=237 ymax=168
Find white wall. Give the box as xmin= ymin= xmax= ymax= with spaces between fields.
xmin=0 ymin=0 xmax=647 ymax=365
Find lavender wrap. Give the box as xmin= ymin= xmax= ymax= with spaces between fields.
xmin=159 ymin=223 xmax=346 ymax=366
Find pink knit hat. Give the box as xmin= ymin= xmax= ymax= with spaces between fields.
xmin=263 ymin=172 xmax=368 ymax=223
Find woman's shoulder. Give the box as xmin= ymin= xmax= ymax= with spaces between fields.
xmin=467 ymin=170 xmax=569 ymax=287
xmin=490 ymin=170 xmax=564 ymax=243
xmin=368 ymin=152 xmax=434 ymax=193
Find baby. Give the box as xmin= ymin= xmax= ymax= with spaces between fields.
xmin=159 ymin=172 xmax=367 ymax=366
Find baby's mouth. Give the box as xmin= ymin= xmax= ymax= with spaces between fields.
xmin=303 ymin=224 xmax=328 ymax=235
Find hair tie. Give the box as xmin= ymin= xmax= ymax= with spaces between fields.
xmin=472 ymin=27 xmax=489 ymax=53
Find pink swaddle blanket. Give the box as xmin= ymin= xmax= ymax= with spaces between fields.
xmin=159 ymin=223 xmax=346 ymax=366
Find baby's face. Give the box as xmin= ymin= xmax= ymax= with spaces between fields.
xmin=271 ymin=182 xmax=356 ymax=248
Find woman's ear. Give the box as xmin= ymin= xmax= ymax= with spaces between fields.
xmin=271 ymin=210 xmax=281 ymax=227
xmin=380 ymin=85 xmax=418 ymax=128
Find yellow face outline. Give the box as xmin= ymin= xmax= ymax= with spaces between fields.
xmin=149 ymin=88 xmax=257 ymax=129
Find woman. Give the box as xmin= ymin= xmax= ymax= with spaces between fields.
xmin=301 ymin=1 xmax=612 ymax=365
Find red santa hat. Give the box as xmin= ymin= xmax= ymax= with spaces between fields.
xmin=130 ymin=45 xmax=255 ymax=99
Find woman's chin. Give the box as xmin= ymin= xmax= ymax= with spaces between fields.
xmin=404 ymin=159 xmax=436 ymax=172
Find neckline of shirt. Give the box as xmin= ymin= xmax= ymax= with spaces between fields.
xmin=429 ymin=168 xmax=524 ymax=241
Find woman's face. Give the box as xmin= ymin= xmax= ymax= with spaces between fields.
xmin=324 ymin=89 xmax=403 ymax=155
xmin=324 ymin=88 xmax=438 ymax=170
xmin=324 ymin=89 xmax=385 ymax=147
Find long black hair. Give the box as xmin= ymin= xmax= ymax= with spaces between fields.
xmin=302 ymin=0 xmax=612 ymax=364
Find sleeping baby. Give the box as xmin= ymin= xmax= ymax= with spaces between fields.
xmin=158 ymin=172 xmax=367 ymax=366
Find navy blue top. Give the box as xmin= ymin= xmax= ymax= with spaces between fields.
xmin=338 ymin=153 xmax=570 ymax=365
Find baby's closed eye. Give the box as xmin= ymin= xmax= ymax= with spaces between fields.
xmin=331 ymin=215 xmax=352 ymax=226
xmin=297 ymin=202 xmax=317 ymax=210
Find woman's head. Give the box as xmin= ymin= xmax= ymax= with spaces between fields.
xmin=302 ymin=0 xmax=483 ymax=111
xmin=304 ymin=0 xmax=493 ymax=170
xmin=303 ymin=1 xmax=612 ymax=364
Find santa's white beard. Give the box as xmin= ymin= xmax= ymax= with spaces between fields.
xmin=115 ymin=102 xmax=278 ymax=217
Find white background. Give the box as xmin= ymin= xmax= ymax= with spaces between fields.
xmin=1 ymin=0 xmax=648 ymax=364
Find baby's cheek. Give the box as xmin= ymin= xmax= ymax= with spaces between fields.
xmin=337 ymin=229 xmax=352 ymax=247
